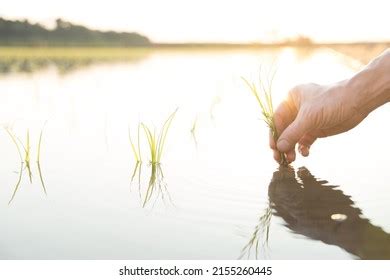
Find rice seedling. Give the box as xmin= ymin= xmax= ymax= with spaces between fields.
xmin=190 ymin=117 xmax=198 ymax=148
xmin=6 ymin=128 xmax=33 ymax=182
xmin=141 ymin=108 xmax=178 ymax=164
xmin=128 ymin=110 xmax=177 ymax=208
xmin=190 ymin=117 xmax=197 ymax=134
xmin=242 ymin=73 xmax=287 ymax=166
xmin=8 ymin=162 xmax=23 ymax=204
xmin=129 ymin=123 xmax=142 ymax=163
xmin=37 ymin=127 xmax=44 ymax=163
xmin=37 ymin=125 xmax=47 ymax=194
xmin=130 ymin=161 xmax=143 ymax=200
xmin=24 ymin=130 xmax=32 ymax=183
xmin=5 ymin=125 xmax=48 ymax=203
xmin=130 ymin=162 xmax=141 ymax=183
xmin=5 ymin=128 xmax=23 ymax=162
xmin=37 ymin=162 xmax=46 ymax=195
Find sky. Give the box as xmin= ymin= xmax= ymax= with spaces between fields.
xmin=1 ymin=0 xmax=389 ymax=43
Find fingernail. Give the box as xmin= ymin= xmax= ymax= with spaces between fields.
xmin=301 ymin=146 xmax=310 ymax=157
xmin=277 ymin=139 xmax=290 ymax=152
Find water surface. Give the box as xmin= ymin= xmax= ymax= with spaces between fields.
xmin=0 ymin=47 xmax=389 ymax=259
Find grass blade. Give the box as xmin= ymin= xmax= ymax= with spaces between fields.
xmin=129 ymin=126 xmax=140 ymax=162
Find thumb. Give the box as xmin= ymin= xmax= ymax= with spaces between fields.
xmin=276 ymin=113 xmax=311 ymax=152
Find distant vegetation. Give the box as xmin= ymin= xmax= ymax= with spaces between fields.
xmin=0 ymin=17 xmax=151 ymax=47
xmin=0 ymin=47 xmax=150 ymax=74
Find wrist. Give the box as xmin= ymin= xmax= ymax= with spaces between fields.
xmin=346 ymin=49 xmax=390 ymax=115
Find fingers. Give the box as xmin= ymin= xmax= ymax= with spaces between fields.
xmin=298 ymin=133 xmax=317 ymax=147
xmin=270 ymin=99 xmax=298 ymax=163
xmin=297 ymin=133 xmax=317 ymax=157
xmin=270 ymin=85 xmax=318 ymax=163
xmin=286 ymin=149 xmax=296 ymax=162
xmin=276 ymin=111 xmax=311 ymax=153
xmin=273 ymin=149 xmax=296 ymax=164
xmin=298 ymin=144 xmax=310 ymax=157
xmin=270 ymin=83 xmax=327 ymax=161
xmin=273 ymin=99 xmax=297 ymax=138
xmin=273 ymin=149 xmax=281 ymax=162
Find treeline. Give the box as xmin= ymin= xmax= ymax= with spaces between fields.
xmin=0 ymin=17 xmax=151 ymax=47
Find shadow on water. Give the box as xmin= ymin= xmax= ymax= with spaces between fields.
xmin=241 ymin=166 xmax=390 ymax=259
xmin=130 ymin=162 xmax=173 ymax=209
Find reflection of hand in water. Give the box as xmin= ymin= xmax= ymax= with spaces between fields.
xmin=269 ymin=166 xmax=390 ymax=259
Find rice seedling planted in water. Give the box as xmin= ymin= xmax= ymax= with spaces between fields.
xmin=242 ymin=74 xmax=287 ymax=166
xmin=5 ymin=125 xmax=47 ymax=203
xmin=128 ymin=109 xmax=177 ymax=208
xmin=190 ymin=117 xmax=197 ymax=135
xmin=13 ymin=129 xmax=33 ymax=183
xmin=141 ymin=108 xmax=178 ymax=164
xmin=37 ymin=125 xmax=47 ymax=195
xmin=129 ymin=123 xmax=142 ymax=163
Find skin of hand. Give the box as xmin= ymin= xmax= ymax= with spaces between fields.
xmin=270 ymin=49 xmax=390 ymax=163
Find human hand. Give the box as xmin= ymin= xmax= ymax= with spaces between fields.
xmin=269 ymin=82 xmax=368 ymax=163
xmin=270 ymin=49 xmax=389 ymax=163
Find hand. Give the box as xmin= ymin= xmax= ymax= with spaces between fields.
xmin=270 ymin=82 xmax=368 ymax=163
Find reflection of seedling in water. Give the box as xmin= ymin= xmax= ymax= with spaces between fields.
xmin=130 ymin=162 xmax=173 ymax=208
xmin=5 ymin=125 xmax=47 ymax=204
xmin=242 ymin=72 xmax=287 ymax=166
xmin=141 ymin=108 xmax=178 ymax=164
xmin=130 ymin=162 xmax=142 ymax=201
xmin=143 ymin=164 xmax=173 ymax=208
xmin=239 ymin=204 xmax=272 ymax=259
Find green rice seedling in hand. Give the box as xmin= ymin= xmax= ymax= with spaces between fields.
xmin=142 ymin=108 xmax=178 ymax=164
xmin=242 ymin=76 xmax=287 ymax=166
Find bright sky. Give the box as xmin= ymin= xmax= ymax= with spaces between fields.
xmin=1 ymin=0 xmax=389 ymax=43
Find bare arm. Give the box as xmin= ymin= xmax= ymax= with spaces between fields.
xmin=270 ymin=49 xmax=390 ymax=163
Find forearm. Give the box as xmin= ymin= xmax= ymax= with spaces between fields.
xmin=346 ymin=49 xmax=390 ymax=115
